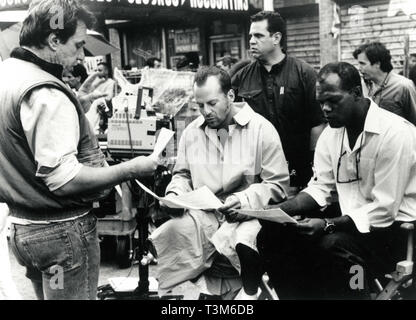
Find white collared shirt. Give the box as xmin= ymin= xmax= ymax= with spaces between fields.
xmin=303 ymin=99 xmax=416 ymax=233
xmin=166 ymin=102 xmax=290 ymax=209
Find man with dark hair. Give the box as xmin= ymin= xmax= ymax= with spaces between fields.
xmin=86 ymin=61 xmax=116 ymax=133
xmin=216 ymin=55 xmax=237 ymax=73
xmin=62 ymin=64 xmax=89 ymax=92
xmin=149 ymin=66 xmax=289 ymax=299
xmin=257 ymin=62 xmax=416 ymax=299
xmin=353 ymin=41 xmax=416 ymax=124
xmin=145 ymin=57 xmax=162 ymax=69
xmin=232 ymin=10 xmax=326 ymax=194
xmin=0 ymin=0 xmax=157 ymax=300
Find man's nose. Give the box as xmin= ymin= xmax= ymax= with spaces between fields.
xmin=249 ymin=36 xmax=256 ymax=45
xmin=321 ymin=102 xmax=332 ymax=112
xmin=203 ymin=104 xmax=213 ymax=115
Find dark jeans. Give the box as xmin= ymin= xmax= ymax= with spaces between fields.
xmin=10 ymin=213 xmax=100 ymax=300
xmin=257 ymin=220 xmax=408 ymax=300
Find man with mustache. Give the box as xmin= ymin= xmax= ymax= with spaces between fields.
xmin=232 ymin=11 xmax=326 ymax=195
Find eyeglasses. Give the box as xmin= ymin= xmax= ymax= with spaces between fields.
xmin=336 ymin=129 xmax=364 ymax=184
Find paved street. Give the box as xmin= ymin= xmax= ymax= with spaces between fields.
xmin=8 ymin=240 xmax=199 ymax=300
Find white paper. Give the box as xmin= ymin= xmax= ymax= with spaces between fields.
xmin=236 ymin=208 xmax=298 ymax=224
xmin=151 ymin=127 xmax=175 ymax=158
xmin=135 ymin=179 xmax=223 ymax=210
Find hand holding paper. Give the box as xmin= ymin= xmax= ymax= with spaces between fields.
xmin=135 ymin=179 xmax=223 ymax=210
xmin=236 ymin=208 xmax=298 ymax=225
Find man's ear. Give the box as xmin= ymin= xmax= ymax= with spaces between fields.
xmin=272 ymin=32 xmax=282 ymax=46
xmin=47 ymin=33 xmax=60 ymax=51
xmin=227 ymin=89 xmax=235 ymax=103
xmin=351 ymin=86 xmax=363 ymax=100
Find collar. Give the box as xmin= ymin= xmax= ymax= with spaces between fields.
xmin=363 ymin=98 xmax=382 ymax=135
xmin=259 ymin=55 xmax=287 ymax=74
xmin=11 ymin=47 xmax=63 ymax=80
xmin=195 ymin=102 xmax=255 ymax=128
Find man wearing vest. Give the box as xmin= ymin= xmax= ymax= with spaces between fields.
xmin=0 ymin=0 xmax=157 ymax=299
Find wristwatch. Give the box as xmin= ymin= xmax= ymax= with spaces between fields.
xmin=323 ymin=218 xmax=336 ymax=234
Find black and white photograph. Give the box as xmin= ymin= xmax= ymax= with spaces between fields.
xmin=0 ymin=0 xmax=416 ymax=308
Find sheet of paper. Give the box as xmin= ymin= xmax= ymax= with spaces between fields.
xmin=236 ymin=208 xmax=298 ymax=224
xmin=151 ymin=127 xmax=175 ymax=158
xmin=135 ymin=179 xmax=223 ymax=210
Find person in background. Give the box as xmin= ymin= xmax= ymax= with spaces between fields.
xmin=232 ymin=11 xmax=326 ymax=194
xmin=0 ymin=0 xmax=157 ymax=300
xmin=62 ymin=64 xmax=88 ymax=93
xmin=86 ymin=61 xmax=116 ymax=134
xmin=353 ymin=42 xmax=416 ymax=125
xmin=216 ymin=55 xmax=237 ymax=73
xmin=176 ymin=52 xmax=200 ymax=72
xmin=145 ymin=57 xmax=162 ymax=69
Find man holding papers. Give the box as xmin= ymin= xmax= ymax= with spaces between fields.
xmin=257 ymin=62 xmax=416 ymax=299
xmin=149 ymin=66 xmax=289 ymax=299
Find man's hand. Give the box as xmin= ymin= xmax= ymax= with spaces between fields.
xmin=129 ymin=155 xmax=158 ymax=177
xmin=218 ymin=195 xmax=252 ymax=223
xmin=160 ymin=193 xmax=184 ymax=217
xmin=218 ymin=195 xmax=241 ymax=215
xmin=294 ymin=218 xmax=326 ymax=237
xmin=77 ymin=72 xmax=107 ymax=112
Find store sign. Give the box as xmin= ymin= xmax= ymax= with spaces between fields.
xmin=174 ymin=28 xmax=200 ymax=53
xmin=0 ymin=0 xmax=249 ymax=12
xmin=0 ymin=0 xmax=29 ymax=10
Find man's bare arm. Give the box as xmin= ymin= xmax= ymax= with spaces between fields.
xmin=53 ymin=155 xmax=157 ymax=197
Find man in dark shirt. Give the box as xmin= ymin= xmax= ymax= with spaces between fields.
xmin=232 ymin=11 xmax=326 ymax=191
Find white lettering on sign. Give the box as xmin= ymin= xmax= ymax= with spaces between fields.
xmin=0 ymin=0 xmax=29 ymax=8
xmin=0 ymin=0 xmax=248 ymax=11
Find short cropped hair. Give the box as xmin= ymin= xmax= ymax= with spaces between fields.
xmin=20 ymin=0 xmax=95 ymax=49
xmin=318 ymin=62 xmax=363 ymax=94
xmin=353 ymin=42 xmax=393 ymax=73
xmin=250 ymin=11 xmax=287 ymax=51
xmin=194 ymin=66 xmax=232 ymax=95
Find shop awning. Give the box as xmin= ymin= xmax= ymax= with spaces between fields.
xmin=0 ymin=0 xmax=263 ymax=12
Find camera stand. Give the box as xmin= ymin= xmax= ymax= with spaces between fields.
xmin=97 ymin=176 xmax=183 ymax=300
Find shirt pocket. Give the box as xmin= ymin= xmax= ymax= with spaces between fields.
xmin=358 ymin=157 xmax=376 ymax=198
xmin=282 ymin=86 xmax=304 ymax=129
